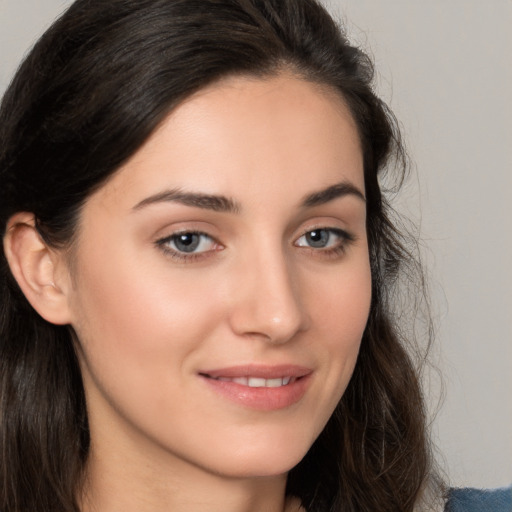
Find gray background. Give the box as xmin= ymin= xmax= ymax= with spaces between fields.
xmin=1 ymin=0 xmax=510 ymax=489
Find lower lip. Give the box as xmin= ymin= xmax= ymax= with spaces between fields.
xmin=200 ymin=375 xmax=311 ymax=411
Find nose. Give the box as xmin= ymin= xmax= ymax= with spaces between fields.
xmin=227 ymin=249 xmax=310 ymax=344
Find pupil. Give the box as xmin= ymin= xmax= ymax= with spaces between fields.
xmin=175 ymin=233 xmax=200 ymax=252
xmin=306 ymin=230 xmax=329 ymax=248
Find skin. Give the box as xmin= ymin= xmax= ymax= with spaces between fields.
xmin=15 ymin=74 xmax=372 ymax=512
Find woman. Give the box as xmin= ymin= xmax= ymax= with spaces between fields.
xmin=0 ymin=1 xmax=508 ymax=511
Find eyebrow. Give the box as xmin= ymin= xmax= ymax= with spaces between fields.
xmin=132 ymin=188 xmax=241 ymax=213
xmin=301 ymin=181 xmax=366 ymax=207
xmin=132 ymin=181 xmax=365 ymax=213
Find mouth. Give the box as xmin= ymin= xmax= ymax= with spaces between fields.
xmin=198 ymin=365 xmax=312 ymax=410
xmin=200 ymin=375 xmax=299 ymax=388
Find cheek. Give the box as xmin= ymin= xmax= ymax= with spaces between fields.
xmin=68 ymin=249 xmax=231 ymax=441
xmin=310 ymin=256 xmax=372 ymax=385
xmin=68 ymin=242 xmax=225 ymax=376
xmin=310 ymin=257 xmax=372 ymax=344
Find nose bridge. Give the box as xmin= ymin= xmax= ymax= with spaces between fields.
xmin=229 ymin=241 xmax=308 ymax=343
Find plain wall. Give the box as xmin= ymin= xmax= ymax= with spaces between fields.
xmin=1 ymin=0 xmax=511 ymax=489
xmin=324 ymin=0 xmax=512 ymax=488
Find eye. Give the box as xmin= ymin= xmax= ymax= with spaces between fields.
xmin=295 ymin=228 xmax=353 ymax=251
xmin=156 ymin=231 xmax=219 ymax=258
xmin=170 ymin=232 xmax=211 ymax=253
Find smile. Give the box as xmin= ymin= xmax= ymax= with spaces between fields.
xmin=199 ymin=365 xmax=312 ymax=410
xmin=208 ymin=376 xmax=296 ymax=387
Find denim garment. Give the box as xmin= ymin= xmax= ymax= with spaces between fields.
xmin=445 ymin=486 xmax=512 ymax=512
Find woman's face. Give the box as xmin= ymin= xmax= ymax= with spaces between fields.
xmin=64 ymin=74 xmax=371 ymax=478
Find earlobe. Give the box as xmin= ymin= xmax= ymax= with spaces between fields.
xmin=3 ymin=212 xmax=73 ymax=325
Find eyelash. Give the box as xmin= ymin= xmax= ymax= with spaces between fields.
xmin=155 ymin=231 xmax=220 ymax=262
xmin=295 ymin=227 xmax=355 ymax=259
xmin=155 ymin=227 xmax=355 ymax=263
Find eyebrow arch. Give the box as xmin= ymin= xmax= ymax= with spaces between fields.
xmin=132 ymin=188 xmax=241 ymax=213
xmin=301 ymin=181 xmax=366 ymax=207
xmin=132 ymin=181 xmax=364 ymax=214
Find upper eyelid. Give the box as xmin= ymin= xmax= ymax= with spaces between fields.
xmin=155 ymin=225 xmax=354 ymax=243
xmin=155 ymin=231 xmax=221 ymax=261
xmin=155 ymin=225 xmax=218 ymax=241
xmin=156 ymin=231 xmax=350 ymax=265
xmin=294 ymin=225 xmax=355 ymax=241
xmin=157 ymin=230 xmax=217 ymax=245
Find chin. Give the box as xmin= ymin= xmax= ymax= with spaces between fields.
xmin=206 ymin=438 xmax=312 ymax=479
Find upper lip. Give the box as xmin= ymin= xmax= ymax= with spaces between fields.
xmin=199 ymin=364 xmax=312 ymax=379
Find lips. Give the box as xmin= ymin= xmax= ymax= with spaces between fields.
xmin=212 ymin=376 xmax=295 ymax=387
xmin=198 ymin=365 xmax=312 ymax=410
xmin=200 ymin=364 xmax=311 ymax=380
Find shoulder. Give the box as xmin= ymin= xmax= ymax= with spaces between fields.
xmin=444 ymin=486 xmax=512 ymax=512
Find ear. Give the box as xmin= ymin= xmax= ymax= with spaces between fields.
xmin=3 ymin=212 xmax=74 ymax=325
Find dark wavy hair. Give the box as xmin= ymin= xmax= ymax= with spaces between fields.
xmin=0 ymin=0 xmax=441 ymax=511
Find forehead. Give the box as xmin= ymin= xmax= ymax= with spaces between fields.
xmin=89 ymin=73 xmax=364 ymax=212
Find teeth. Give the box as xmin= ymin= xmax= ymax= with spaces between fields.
xmin=213 ymin=376 xmax=295 ymax=387
xmin=248 ymin=377 xmax=266 ymax=387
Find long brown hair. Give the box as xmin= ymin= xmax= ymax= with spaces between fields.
xmin=0 ymin=0 xmax=440 ymax=510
